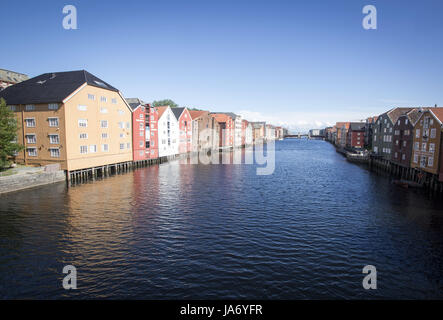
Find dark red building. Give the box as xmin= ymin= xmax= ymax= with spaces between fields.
xmin=346 ymin=122 xmax=365 ymax=149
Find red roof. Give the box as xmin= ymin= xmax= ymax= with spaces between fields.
xmin=156 ymin=106 xmax=169 ymax=118
xmin=189 ymin=110 xmax=208 ymax=120
xmin=430 ymin=107 xmax=443 ymax=124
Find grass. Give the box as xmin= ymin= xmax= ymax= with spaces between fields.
xmin=0 ymin=164 xmax=28 ymax=177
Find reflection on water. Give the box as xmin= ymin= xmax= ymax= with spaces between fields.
xmin=1 ymin=139 xmax=443 ymax=299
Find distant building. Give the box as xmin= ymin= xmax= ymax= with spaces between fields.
xmin=210 ymin=113 xmax=235 ymax=149
xmin=0 ymin=69 xmax=29 ymax=90
xmin=0 ymin=70 xmax=133 ymax=171
xmin=364 ymin=116 xmax=378 ymax=150
xmin=411 ymin=107 xmax=443 ymax=181
xmin=251 ymin=122 xmax=266 ymax=142
xmin=157 ymin=106 xmax=180 ymax=157
xmin=335 ymin=122 xmax=350 ymax=147
xmin=171 ymin=107 xmax=192 ymax=154
xmin=372 ymin=108 xmax=412 ymax=159
xmin=126 ymin=98 xmax=159 ymax=162
xmin=346 ymin=123 xmax=365 ymax=149
xmin=189 ymin=110 xmax=219 ymax=152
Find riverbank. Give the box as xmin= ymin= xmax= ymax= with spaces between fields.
xmin=0 ymin=165 xmax=66 ymax=195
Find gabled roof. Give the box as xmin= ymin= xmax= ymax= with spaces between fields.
xmin=171 ymin=107 xmax=186 ymax=120
xmin=156 ymin=106 xmax=169 ymax=119
xmin=430 ymin=108 xmax=443 ymax=125
xmin=125 ymin=97 xmax=147 ymax=111
xmin=210 ymin=113 xmax=231 ymax=123
xmin=380 ymin=107 xmax=412 ymax=124
xmin=0 ymin=70 xmax=119 ymax=105
xmin=250 ymin=121 xmax=266 ymax=128
xmin=0 ymin=69 xmax=29 ymax=84
xmin=189 ymin=110 xmax=208 ymax=120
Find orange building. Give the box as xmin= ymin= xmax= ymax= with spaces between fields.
xmin=0 ymin=70 xmax=133 ymax=172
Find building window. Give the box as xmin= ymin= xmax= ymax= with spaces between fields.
xmin=403 ymin=141 xmax=406 ymax=147
xmin=100 ymin=107 xmax=108 ymax=114
xmin=80 ymin=145 xmax=88 ymax=154
xmin=102 ymin=133 xmax=108 ymax=139
xmin=405 ymin=119 xmax=409 ymax=125
xmin=395 ymin=130 xmax=400 ymax=135
xmin=120 ymin=133 xmax=124 ymax=138
xmin=49 ymin=134 xmax=59 ymax=144
xmin=27 ymin=147 xmax=37 ymax=156
xmin=26 ymin=104 xmax=35 ymax=111
xmin=102 ymin=144 xmax=109 ymax=152
xmin=404 ymin=130 xmax=410 ymax=136
xmin=118 ymin=122 xmax=124 ymax=129
xmin=413 ymin=153 xmax=418 ymax=163
xmin=88 ymin=94 xmax=95 ymax=100
xmin=89 ymin=145 xmax=97 ymax=153
xmin=49 ymin=148 xmax=60 ymax=158
xmin=422 ymin=143 xmax=427 ymax=152
xmin=9 ymin=105 xmax=17 ymax=111
xmin=118 ymin=109 xmax=125 ymax=115
xmin=394 ymin=152 xmax=398 ymax=158
xmin=429 ymin=143 xmax=435 ymax=153
xmin=126 ymin=143 xmax=130 ymax=149
xmin=139 ymin=131 xmax=144 ymax=137
xmin=139 ymin=123 xmax=144 ymax=129
xmin=80 ymin=133 xmax=88 ymax=139
xmin=416 ymin=129 xmax=420 ymax=138
xmin=140 ymin=114 xmax=144 ymax=119
xmin=111 ymin=98 xmax=117 ymax=104
xmin=100 ymin=96 xmax=107 ymax=102
xmin=139 ymin=141 xmax=144 ymax=147
xmin=48 ymin=117 xmax=59 ymax=127
xmin=48 ymin=103 xmax=58 ymax=110
xmin=428 ymin=157 xmax=434 ymax=167
xmin=120 ymin=143 xmax=124 ymax=150
xmin=77 ymin=105 xmax=88 ymax=111
xmin=78 ymin=119 xmax=88 ymax=127
xmin=402 ymin=154 xmax=406 ymax=161
xmin=26 ymin=134 xmax=36 ymax=144
xmin=420 ymin=156 xmax=427 ymax=168
xmin=25 ymin=118 xmax=36 ymax=127
xmin=430 ymin=128 xmax=436 ymax=139
xmin=101 ymin=120 xmax=108 ymax=128
xmin=126 ymin=122 xmax=130 ymax=129
xmin=414 ymin=142 xmax=419 ymax=151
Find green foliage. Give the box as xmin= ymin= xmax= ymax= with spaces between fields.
xmin=0 ymin=98 xmax=23 ymax=169
xmin=152 ymin=99 xmax=178 ymax=109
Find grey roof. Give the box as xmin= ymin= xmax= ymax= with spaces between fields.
xmin=125 ymin=98 xmax=147 ymax=111
xmin=0 ymin=70 xmax=119 ymax=105
xmin=0 ymin=69 xmax=29 ymax=84
xmin=250 ymin=121 xmax=266 ymax=128
xmin=171 ymin=107 xmax=186 ymax=119
xmin=211 ymin=112 xmax=239 ymax=119
xmin=349 ymin=122 xmax=366 ymax=131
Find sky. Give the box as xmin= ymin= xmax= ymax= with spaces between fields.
xmin=2 ymin=0 xmax=443 ymax=132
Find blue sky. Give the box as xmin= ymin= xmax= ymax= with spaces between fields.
xmin=2 ymin=0 xmax=443 ymax=132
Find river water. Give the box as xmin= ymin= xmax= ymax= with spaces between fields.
xmin=1 ymin=139 xmax=443 ymax=299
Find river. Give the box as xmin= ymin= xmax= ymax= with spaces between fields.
xmin=1 ymin=139 xmax=443 ymax=299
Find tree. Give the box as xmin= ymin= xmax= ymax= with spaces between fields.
xmin=0 ymin=98 xmax=23 ymax=169
xmin=152 ymin=99 xmax=178 ymax=108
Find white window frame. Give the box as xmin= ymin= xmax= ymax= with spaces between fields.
xmin=48 ymin=117 xmax=59 ymax=127
xmin=80 ymin=145 xmax=88 ymax=154
xmin=78 ymin=119 xmax=88 ymax=127
xmin=89 ymin=145 xmax=97 ymax=153
xmin=26 ymin=134 xmax=36 ymax=144
xmin=49 ymin=134 xmax=59 ymax=144
xmin=25 ymin=104 xmax=35 ymax=111
xmin=49 ymin=148 xmax=60 ymax=158
xmin=25 ymin=118 xmax=36 ymax=128
xmin=48 ymin=103 xmax=58 ymax=110
xmin=27 ymin=147 xmax=37 ymax=157
xmin=101 ymin=120 xmax=108 ymax=128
